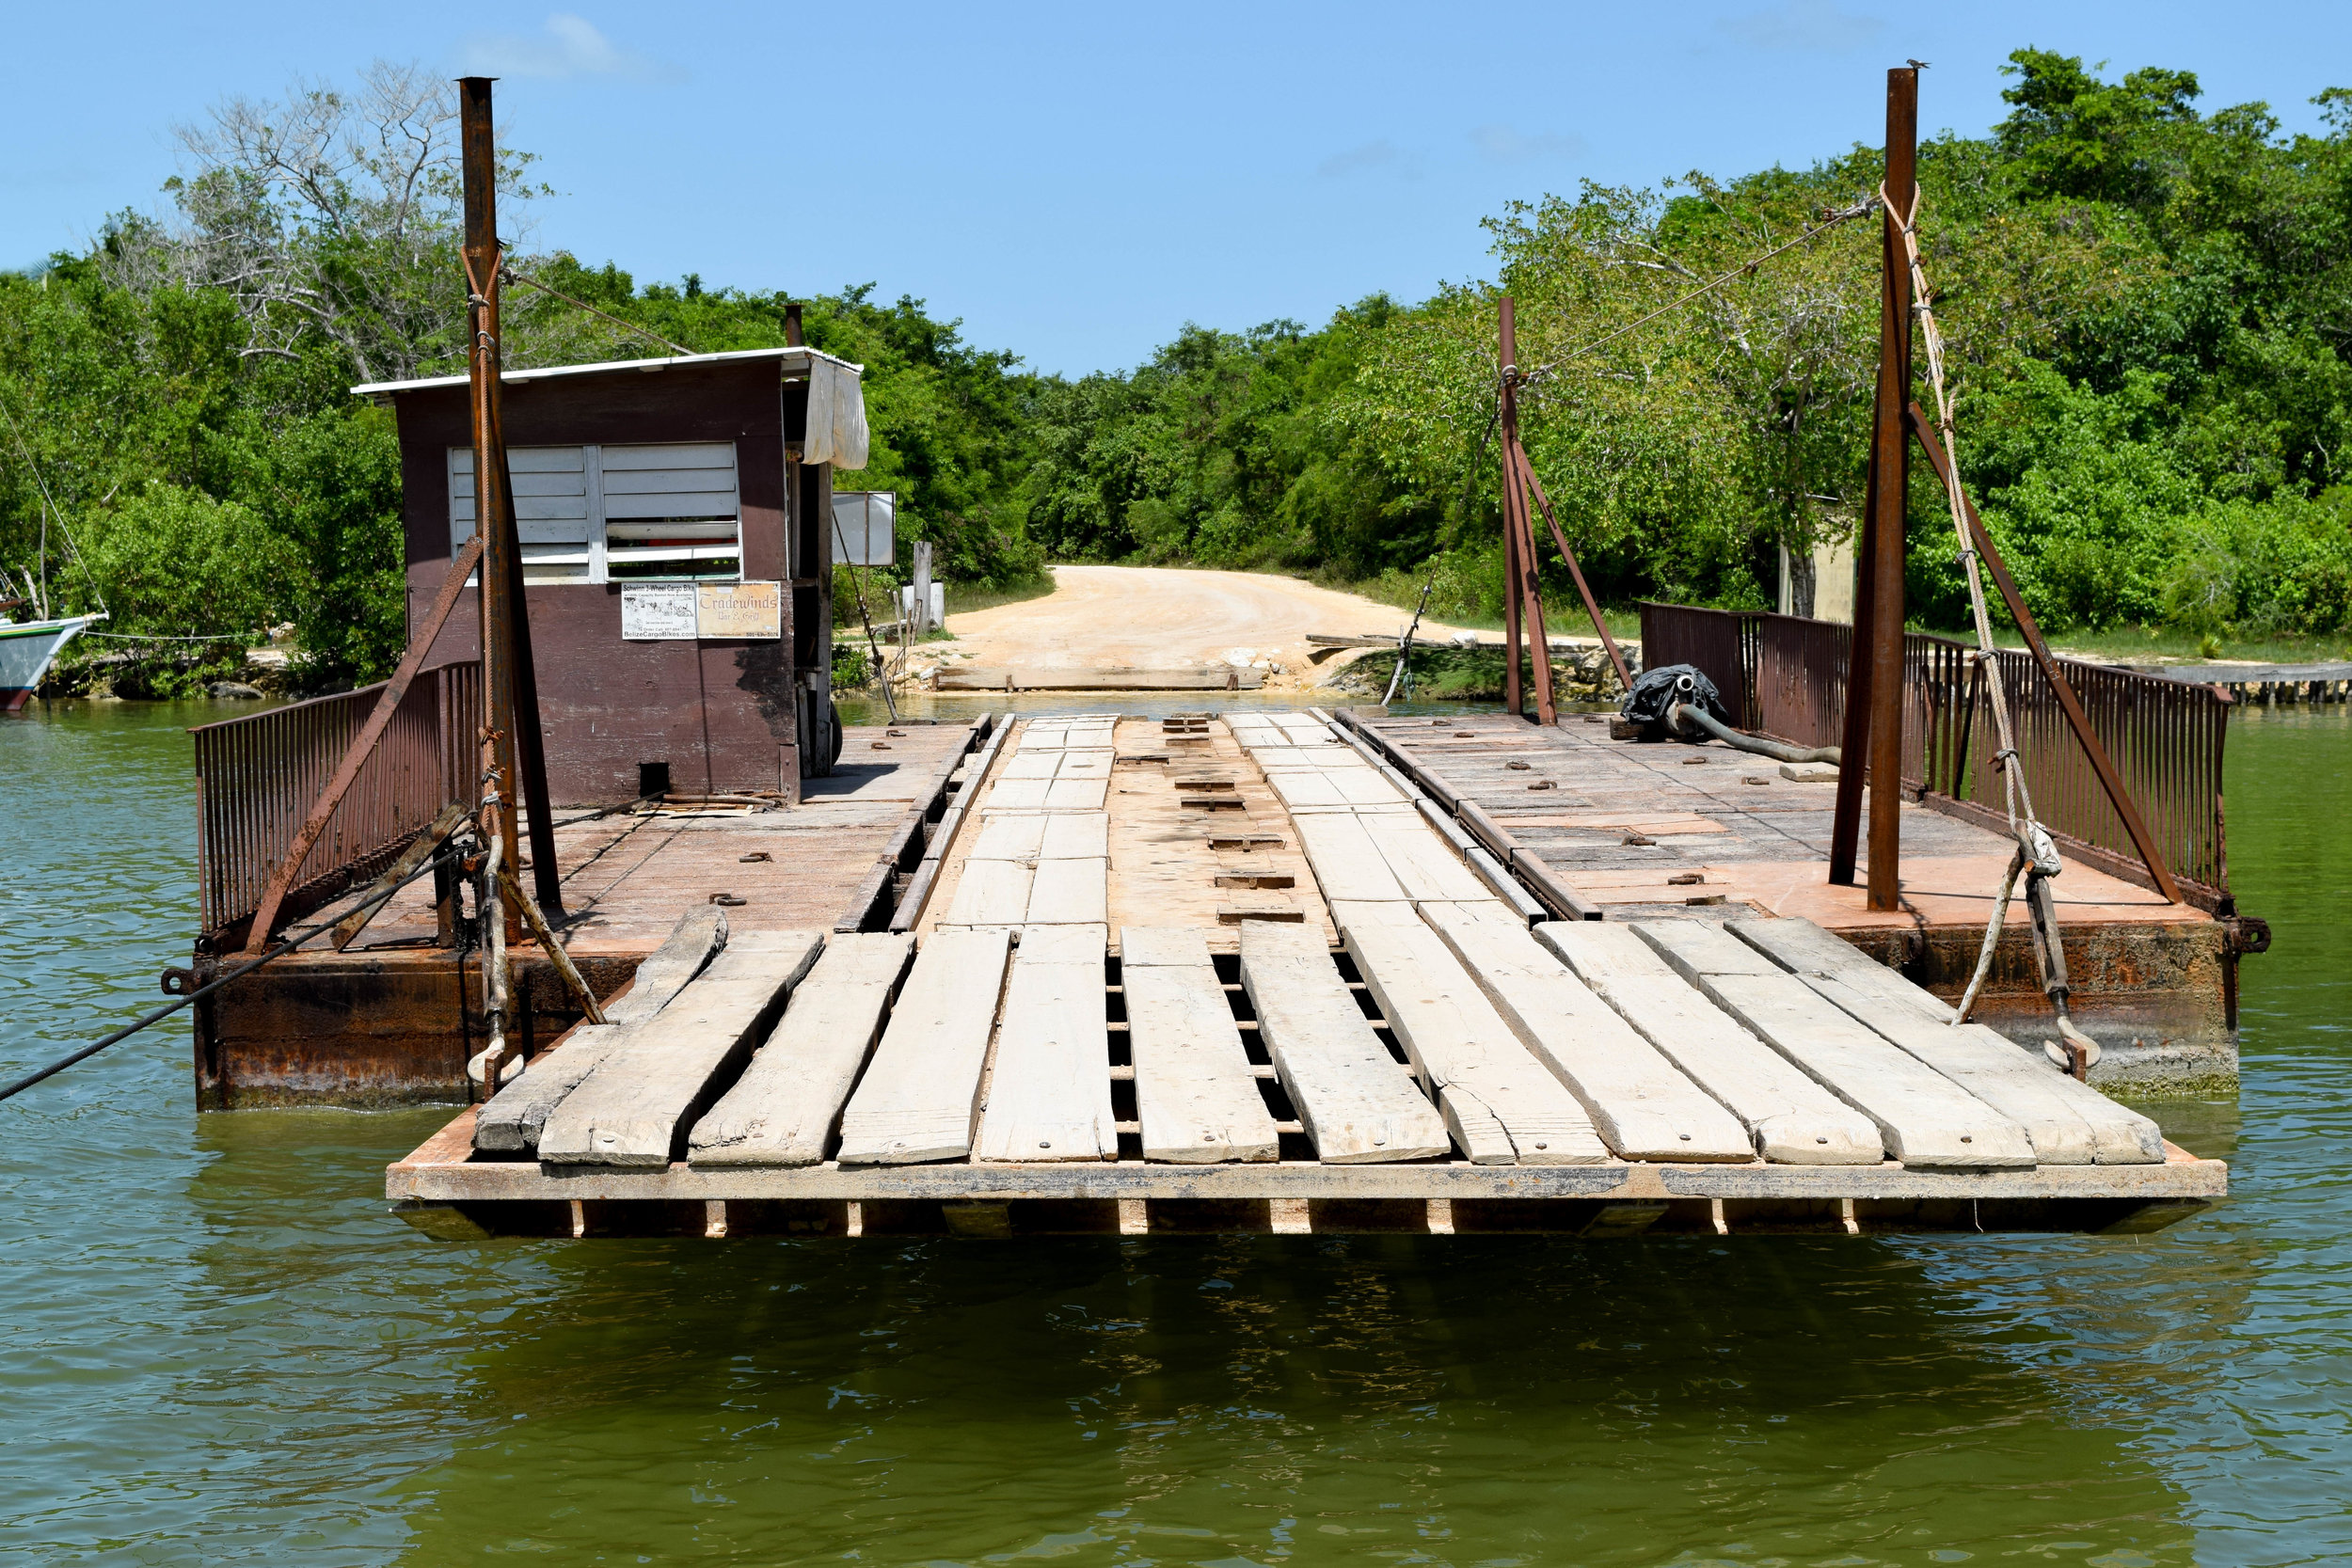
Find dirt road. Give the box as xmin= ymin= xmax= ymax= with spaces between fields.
xmin=939 ymin=565 xmax=1469 ymax=692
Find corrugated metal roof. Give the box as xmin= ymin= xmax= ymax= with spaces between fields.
xmin=350 ymin=345 xmax=864 ymax=399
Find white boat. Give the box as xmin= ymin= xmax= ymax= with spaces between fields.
xmin=0 ymin=613 xmax=104 ymax=710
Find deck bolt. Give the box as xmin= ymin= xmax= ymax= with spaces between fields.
xmin=1679 ymin=1133 xmax=1691 ymax=1141
xmin=1534 ymin=1141 xmax=1548 ymax=1149
xmin=1961 ymin=1135 xmax=1972 ymax=1143
xmin=1039 ymin=1140 xmax=1051 ymax=1148
xmin=1816 ymin=1136 xmax=1828 ymax=1144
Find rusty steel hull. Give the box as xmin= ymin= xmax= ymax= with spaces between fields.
xmin=192 ymin=948 xmax=644 ymax=1110
xmin=1836 ymin=920 xmax=2233 ymax=1096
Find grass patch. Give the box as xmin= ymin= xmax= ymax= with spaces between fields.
xmin=1322 ymin=644 xmax=1624 ymax=703
xmin=1314 ymin=564 xmax=1643 ymax=643
xmin=946 ymin=575 xmax=1057 ymax=618
xmin=1972 ymin=622 xmax=2352 ymax=666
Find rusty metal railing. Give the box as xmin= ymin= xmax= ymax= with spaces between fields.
xmin=191 ymin=661 xmax=481 ymax=947
xmin=1638 ymin=603 xmax=2233 ymax=908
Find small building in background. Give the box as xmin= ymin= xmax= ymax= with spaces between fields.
xmin=356 ymin=347 xmax=867 ymax=806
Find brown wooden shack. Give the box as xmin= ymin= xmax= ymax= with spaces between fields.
xmin=356 ymin=347 xmax=868 ymax=807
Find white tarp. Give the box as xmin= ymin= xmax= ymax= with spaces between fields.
xmin=803 ymin=356 xmax=869 ymax=470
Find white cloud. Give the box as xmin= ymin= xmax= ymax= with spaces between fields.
xmin=455 ymin=14 xmax=683 ymax=82
xmin=1317 ymin=139 xmax=1413 ymax=179
xmin=1470 ymin=124 xmax=1585 ymax=164
xmin=1713 ymin=0 xmax=1885 ymax=52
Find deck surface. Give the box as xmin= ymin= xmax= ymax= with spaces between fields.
xmin=394 ymin=710 xmax=2223 ymax=1238
xmin=1356 ymin=712 xmax=2208 ymax=933
xmin=324 ymin=722 xmax=971 ymax=958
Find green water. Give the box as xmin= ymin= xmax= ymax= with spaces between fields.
xmin=2 ymin=699 xmax=2344 ymax=1566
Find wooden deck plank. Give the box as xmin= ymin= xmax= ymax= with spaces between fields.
xmin=1266 ymin=770 xmax=1347 ymax=811
xmin=1237 ymin=923 xmax=1451 ymax=1163
xmin=1632 ymin=921 xmax=2038 ymax=1170
xmin=1728 ymin=917 xmax=2163 ymax=1164
xmin=687 ymin=933 xmax=916 ymax=1166
xmin=1534 ymin=922 xmax=1884 ymax=1164
xmin=835 ymin=929 xmax=1014 ymax=1164
xmin=942 ymin=858 xmax=1035 ymax=927
xmin=1120 ymin=927 xmax=1280 ymax=1163
xmin=969 ymin=814 xmax=1048 ymax=862
xmin=474 ymin=907 xmax=730 ymax=1153
xmin=1333 ymin=769 xmax=1408 ymax=805
xmin=1002 ymin=752 xmax=1062 ymax=780
xmin=1104 ymin=719 xmax=1320 ymax=943
xmin=1292 ymin=813 xmax=1408 ymax=902
xmin=1332 ymin=901 xmax=1611 ymax=1165
xmin=984 ymin=778 xmax=1053 ymax=810
xmin=396 ymin=1143 xmax=2228 ymax=1207
xmin=973 ymin=925 xmax=1118 ymax=1163
xmin=1026 ymin=857 xmax=1110 ymax=926
xmin=1420 ymin=902 xmax=1756 ymax=1162
xmin=1044 ymin=775 xmax=1111 ymax=811
xmin=1040 ymin=812 xmax=1109 ymax=861
xmin=536 ymin=930 xmax=824 ymax=1166
xmin=1360 ymin=815 xmax=1492 ymax=904
xmin=1726 ymin=915 xmax=1955 ymax=1022
xmin=983 ymin=778 xmax=1053 ymax=811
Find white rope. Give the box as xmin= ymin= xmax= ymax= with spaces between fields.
xmin=1885 ymin=185 xmax=2061 ymax=1025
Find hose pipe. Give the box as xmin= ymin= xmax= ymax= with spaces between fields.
xmin=1669 ymin=702 xmax=1842 ymax=766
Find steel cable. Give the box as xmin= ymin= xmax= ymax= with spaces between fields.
xmin=0 ymin=839 xmax=475 ymax=1106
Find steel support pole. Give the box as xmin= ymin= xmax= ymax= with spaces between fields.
xmin=460 ymin=80 xmax=520 ymax=948
xmin=459 ymin=78 xmax=563 ymax=924
xmin=1866 ymin=67 xmax=1918 ymax=911
xmin=1829 ymin=67 xmax=1916 ymax=907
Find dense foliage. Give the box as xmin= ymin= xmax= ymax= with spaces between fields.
xmin=6 ymin=49 xmax=2349 ymax=694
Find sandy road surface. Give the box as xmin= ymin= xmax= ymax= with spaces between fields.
xmin=941 ymin=565 xmax=1468 ymax=691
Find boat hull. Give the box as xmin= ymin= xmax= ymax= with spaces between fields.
xmin=0 ymin=617 xmax=99 ymax=709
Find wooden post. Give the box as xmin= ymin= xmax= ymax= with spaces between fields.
xmin=1507 ymin=445 xmax=1558 ymax=723
xmin=1830 ymin=65 xmax=1916 ymax=910
xmin=1493 ymin=298 xmax=1562 ymax=723
xmin=1499 ymin=307 xmax=1524 ymax=719
xmin=912 ymin=540 xmax=933 ymax=636
xmin=1518 ymin=461 xmax=1633 ymax=692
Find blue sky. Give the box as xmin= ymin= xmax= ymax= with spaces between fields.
xmin=6 ymin=2 xmax=2346 ymax=375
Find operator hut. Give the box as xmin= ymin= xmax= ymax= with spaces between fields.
xmin=355 ymin=346 xmax=870 ymax=804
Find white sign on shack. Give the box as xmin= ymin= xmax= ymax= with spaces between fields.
xmin=619 ymin=583 xmax=698 ymax=640
xmin=832 ymin=491 xmax=897 ymax=567
xmin=620 ymin=581 xmax=783 ymax=641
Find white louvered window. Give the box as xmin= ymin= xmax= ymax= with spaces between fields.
xmin=597 ymin=443 xmax=740 ymax=581
xmin=449 ymin=441 xmax=741 ymax=585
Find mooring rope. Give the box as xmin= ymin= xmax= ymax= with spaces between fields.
xmin=1887 ymin=186 xmax=2089 ymax=1061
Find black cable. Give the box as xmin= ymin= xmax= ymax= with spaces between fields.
xmin=0 ymin=841 xmax=471 ymax=1106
